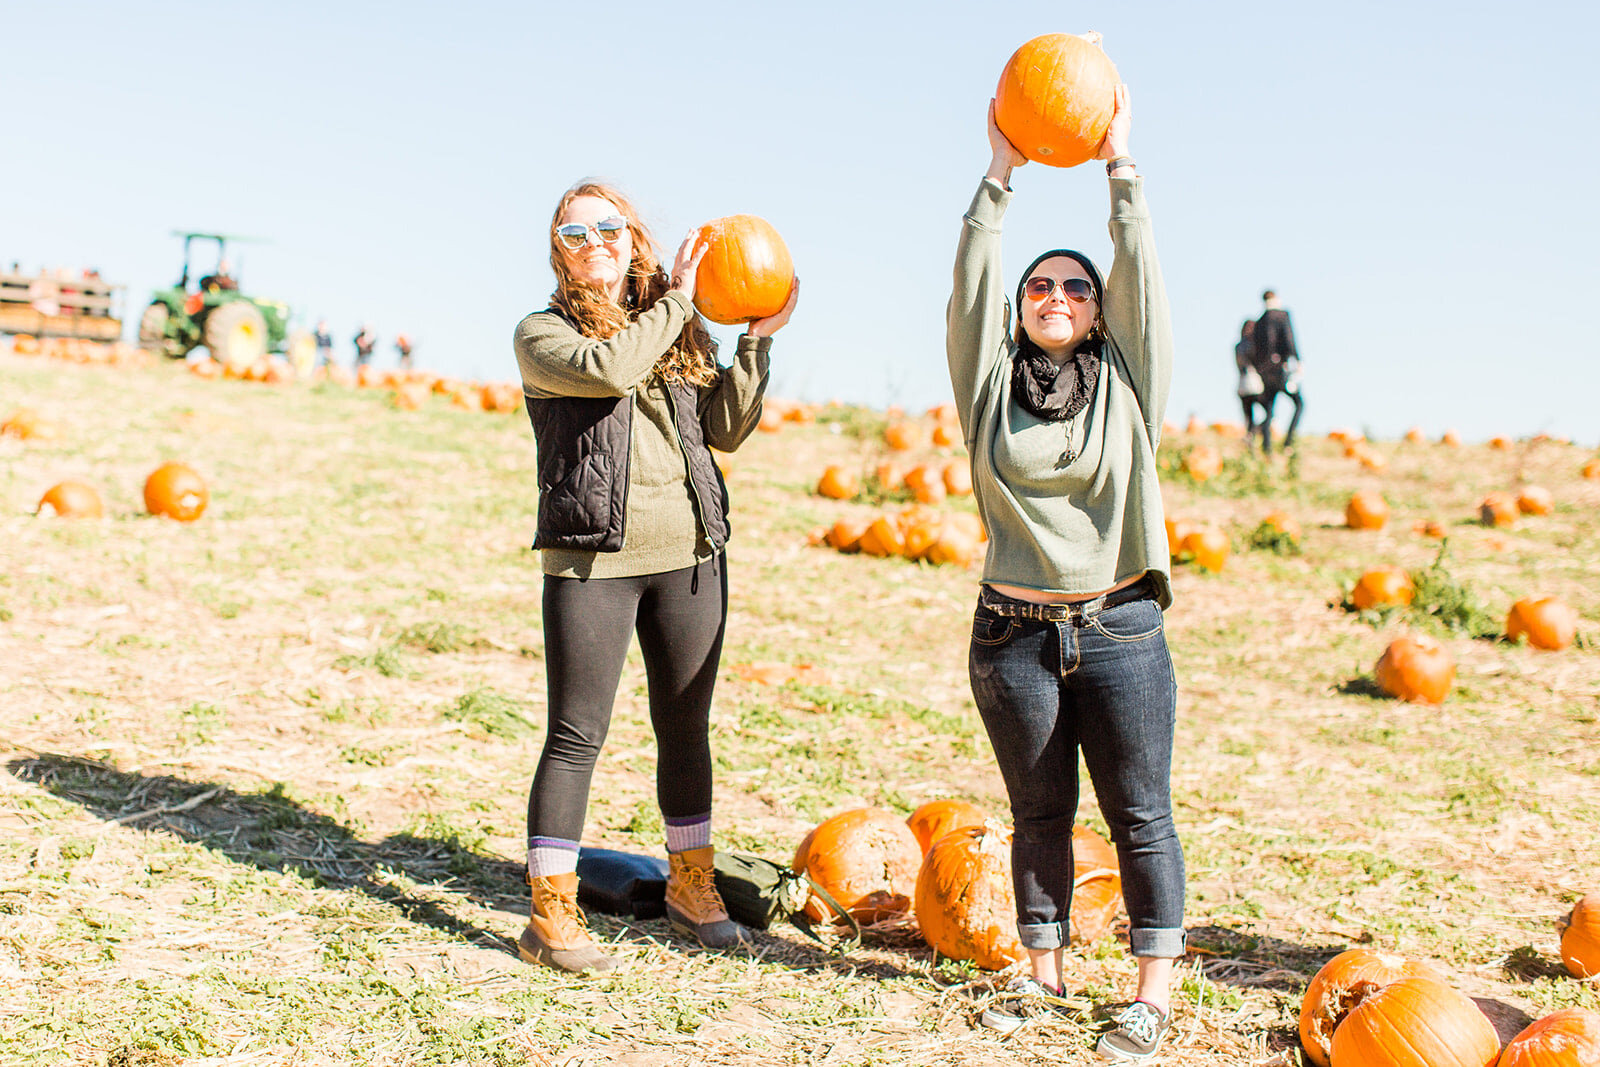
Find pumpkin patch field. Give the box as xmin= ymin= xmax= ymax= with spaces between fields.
xmin=1 ymin=345 xmax=1597 ymax=1065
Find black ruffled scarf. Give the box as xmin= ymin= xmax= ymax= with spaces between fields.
xmin=1011 ymin=339 xmax=1102 ymax=423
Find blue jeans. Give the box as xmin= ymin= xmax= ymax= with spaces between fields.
xmin=968 ymin=582 xmax=1186 ymax=958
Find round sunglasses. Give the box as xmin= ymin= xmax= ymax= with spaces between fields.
xmin=556 ymin=216 xmax=628 ymax=250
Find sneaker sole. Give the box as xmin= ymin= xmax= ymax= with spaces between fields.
xmin=978 ymin=1007 xmax=1025 ymax=1034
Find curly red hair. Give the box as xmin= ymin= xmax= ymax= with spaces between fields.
xmin=548 ymin=181 xmax=719 ymax=387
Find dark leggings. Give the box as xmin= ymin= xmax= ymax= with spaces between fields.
xmin=527 ymin=555 xmax=728 ymax=843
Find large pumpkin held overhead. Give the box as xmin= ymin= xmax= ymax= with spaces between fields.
xmin=994 ymin=32 xmax=1120 ymax=169
xmin=691 ymin=215 xmax=794 ymax=326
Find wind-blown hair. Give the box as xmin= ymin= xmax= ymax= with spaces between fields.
xmin=547 ymin=181 xmax=719 ymax=387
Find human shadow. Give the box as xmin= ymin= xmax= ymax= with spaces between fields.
xmin=5 ymin=752 xmax=912 ymax=976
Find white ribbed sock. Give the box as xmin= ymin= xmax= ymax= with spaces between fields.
xmin=664 ymin=813 xmax=711 ymax=854
xmin=527 ymin=836 xmax=579 ymax=878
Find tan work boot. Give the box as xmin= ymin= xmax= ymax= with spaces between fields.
xmin=665 ymin=846 xmax=750 ymax=949
xmin=517 ymin=872 xmax=616 ymax=974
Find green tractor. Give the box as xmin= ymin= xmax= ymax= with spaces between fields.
xmin=137 ymin=232 xmax=302 ymax=369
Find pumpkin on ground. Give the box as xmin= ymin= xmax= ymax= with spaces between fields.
xmin=1498 ymin=1008 xmax=1600 ymax=1067
xmin=1583 ymin=458 xmax=1600 ymax=480
xmin=1374 ymin=633 xmax=1454 ymax=704
xmin=1298 ymin=948 xmax=1448 ymax=1067
xmin=37 ymin=481 xmax=104 ymax=519
xmin=1506 ymin=596 xmax=1578 ymax=652
xmin=816 ymin=466 xmax=859 ymax=500
xmin=884 ymin=420 xmax=925 ymax=452
xmin=1490 ymin=435 xmax=1513 ymax=450
xmin=942 ymin=457 xmax=972 ymax=496
xmin=1165 ymin=518 xmax=1196 ymax=560
xmin=1345 ymin=491 xmax=1389 ymax=531
xmin=1404 ymin=427 xmax=1427 ymax=445
xmin=903 ymin=465 xmax=946 ymax=505
xmin=913 ymin=823 xmax=1024 ymax=970
xmin=1559 ymin=894 xmax=1600 ymax=979
xmin=825 ymin=517 xmax=870 ymax=553
xmin=1479 ymin=492 xmax=1518 ymax=527
xmin=1183 ymin=445 xmax=1223 ymax=481
xmin=1328 ymin=976 xmax=1498 ymax=1067
xmin=1516 ymin=486 xmax=1554 ymax=515
xmin=994 ymin=33 xmax=1119 ymax=169
xmin=906 ymin=799 xmax=988 ymax=856
xmin=691 ymin=215 xmax=794 ymax=325
xmin=1440 ymin=429 xmax=1462 ymax=446
xmin=874 ymin=460 xmax=905 ymax=491
xmin=1068 ymin=824 xmax=1122 ymax=943
xmin=857 ymin=516 xmax=906 ymax=558
xmin=1180 ymin=527 xmax=1229 ymax=572
xmin=793 ymin=808 xmax=922 ymax=925
xmin=1350 ymin=567 xmax=1415 ymax=611
xmin=1257 ymin=509 xmax=1303 ymax=545
xmin=1 ymin=407 xmax=59 ymax=441
xmin=144 ymin=462 xmax=209 ymax=522
xmin=931 ymin=422 xmax=959 ymax=448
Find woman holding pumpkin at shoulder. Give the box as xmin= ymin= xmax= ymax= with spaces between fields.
xmin=946 ymin=86 xmax=1184 ymax=1062
xmin=511 ymin=180 xmax=798 ymax=974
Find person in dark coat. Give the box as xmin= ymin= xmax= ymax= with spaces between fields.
xmin=1251 ymin=289 xmax=1304 ymax=453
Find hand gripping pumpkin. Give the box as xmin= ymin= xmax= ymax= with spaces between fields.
xmin=913 ymin=822 xmax=1024 ymax=970
xmin=792 ymin=808 xmax=921 ymax=925
xmin=1498 ymin=1008 xmax=1600 ymax=1067
xmin=144 ymin=462 xmax=209 ymax=522
xmin=994 ymin=33 xmax=1120 ymax=168
xmin=691 ymin=215 xmax=794 ymax=325
xmin=1298 ymin=948 xmax=1448 ymax=1067
xmin=1328 ymin=977 xmax=1499 ymax=1067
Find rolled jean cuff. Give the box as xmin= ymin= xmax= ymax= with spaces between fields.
xmin=1130 ymin=926 xmax=1186 ymax=958
xmin=1017 ymin=921 xmax=1065 ymax=950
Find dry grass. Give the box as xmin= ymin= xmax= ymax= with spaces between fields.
xmin=1 ymin=347 xmax=1597 ymax=1065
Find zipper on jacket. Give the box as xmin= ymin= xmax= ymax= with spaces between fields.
xmin=663 ymin=382 xmax=720 ymax=553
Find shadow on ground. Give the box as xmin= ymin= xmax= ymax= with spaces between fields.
xmin=6 ymin=751 xmax=907 ymax=978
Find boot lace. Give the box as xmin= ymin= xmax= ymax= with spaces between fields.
xmin=674 ymin=862 xmax=725 ymax=913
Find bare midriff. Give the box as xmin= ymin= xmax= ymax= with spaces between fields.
xmin=986 ymin=570 xmax=1148 ymax=605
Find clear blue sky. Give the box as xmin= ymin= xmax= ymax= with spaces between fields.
xmin=7 ymin=2 xmax=1597 ymax=442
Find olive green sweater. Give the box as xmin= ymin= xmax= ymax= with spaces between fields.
xmin=514 ymin=289 xmax=770 ymax=578
xmin=945 ymin=175 xmax=1174 ymax=607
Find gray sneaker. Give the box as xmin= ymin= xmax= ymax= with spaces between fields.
xmin=978 ymin=976 xmax=1076 ymax=1034
xmin=1096 ymin=1000 xmax=1172 ymax=1061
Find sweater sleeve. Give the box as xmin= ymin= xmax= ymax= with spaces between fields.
xmin=698 ymin=334 xmax=772 ymax=451
xmin=1102 ymin=176 xmax=1173 ymax=447
xmin=945 ymin=177 xmax=1013 ymax=445
xmin=514 ymin=290 xmax=693 ymax=399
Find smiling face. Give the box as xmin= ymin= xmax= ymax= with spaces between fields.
xmin=555 ymin=194 xmax=633 ymax=302
xmin=1020 ymin=256 xmax=1099 ymax=360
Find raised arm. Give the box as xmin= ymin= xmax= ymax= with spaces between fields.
xmin=698 ymin=279 xmax=796 ymax=450
xmin=1097 ymin=85 xmax=1173 ymax=442
xmin=946 ymin=100 xmax=1025 ymax=441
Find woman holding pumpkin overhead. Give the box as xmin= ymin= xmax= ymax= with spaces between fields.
xmin=512 ymin=180 xmax=797 ymax=974
xmin=946 ymin=85 xmax=1184 ymax=1061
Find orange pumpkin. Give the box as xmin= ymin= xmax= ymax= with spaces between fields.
xmin=925 ymin=525 xmax=979 ymax=567
xmin=1298 ymin=948 xmax=1448 ymax=1067
xmin=1328 ymin=977 xmax=1498 ymax=1067
xmin=1440 ymin=429 xmax=1462 ymax=447
xmin=883 ymin=420 xmax=925 ymax=452
xmin=944 ymin=511 xmax=988 ymax=545
xmin=757 ymin=409 xmax=782 ymax=433
xmin=912 ymin=823 xmax=1024 ymax=970
xmin=691 ymin=215 xmax=794 ymax=325
xmin=1516 ymin=486 xmax=1554 ymax=515
xmin=1259 ymin=509 xmax=1303 ymax=544
xmin=1413 ymin=519 xmax=1448 ymax=539
xmin=37 ymin=480 xmax=104 ymax=519
xmin=825 ymin=517 xmax=870 ymax=553
xmin=931 ymin=422 xmax=959 ymax=448
xmin=1350 ymin=567 xmax=1415 ymax=611
xmin=926 ymin=403 xmax=958 ymax=423
xmin=906 ymin=799 xmax=988 ymax=856
xmin=901 ymin=515 xmax=944 ymax=561
xmin=1374 ymin=633 xmax=1454 ymax=704
xmin=942 ymin=457 xmax=973 ymax=496
xmin=1346 ymin=491 xmax=1389 ymax=530
xmin=1479 ymin=492 xmax=1518 ymax=527
xmin=189 ymin=357 xmax=221 ymax=379
xmin=479 ymin=382 xmax=522 ymax=413
xmin=903 ymin=465 xmax=946 ymax=505
xmin=1068 ymin=824 xmax=1122 ymax=943
xmin=1183 ymin=445 xmax=1223 ymax=481
xmin=1184 ymin=415 xmax=1204 ymax=435
xmin=1558 ymin=894 xmax=1600 ymax=979
xmin=1404 ymin=427 xmax=1427 ymax=445
xmin=1489 ymin=435 xmax=1513 ymax=450
xmin=1498 ymin=1008 xmax=1600 ymax=1067
xmin=782 ymin=404 xmax=815 ymax=424
xmin=874 ymin=460 xmax=905 ymax=491
xmin=857 ymin=516 xmax=906 ymax=558
xmin=816 ymin=465 xmax=859 ymax=500
xmin=994 ymin=33 xmax=1119 ymax=169
xmin=1164 ymin=517 xmax=1196 ymax=560
xmin=1180 ymin=527 xmax=1229 ymax=572
xmin=391 ymin=381 xmax=430 ymax=411
xmin=143 ymin=462 xmax=209 ymax=522
xmin=1 ymin=407 xmax=59 ymax=441
xmin=1583 ymin=458 xmax=1600 ymax=480
xmin=1506 ymin=596 xmax=1578 ymax=652
xmin=793 ymin=808 xmax=922 ymax=925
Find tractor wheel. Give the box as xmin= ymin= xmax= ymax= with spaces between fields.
xmin=203 ymin=301 xmax=268 ymax=373
xmin=138 ymin=303 xmax=182 ymax=357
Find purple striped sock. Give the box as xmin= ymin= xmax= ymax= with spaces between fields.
xmin=664 ymin=813 xmax=711 ymax=854
xmin=527 ymin=836 xmax=580 ymax=878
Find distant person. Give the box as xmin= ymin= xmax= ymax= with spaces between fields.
xmin=947 ymin=87 xmax=1184 ymax=1062
xmin=395 ymin=333 xmax=414 ymax=370
xmin=352 ymin=324 xmax=376 ymax=367
xmin=512 ymin=178 xmax=796 ymax=975
xmin=199 ymin=259 xmax=238 ymax=293
xmin=314 ymin=320 xmax=334 ymax=368
xmin=1251 ymin=289 xmax=1304 ymax=453
xmin=1235 ymin=319 xmax=1264 ymax=438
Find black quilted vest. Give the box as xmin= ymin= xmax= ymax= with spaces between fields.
xmin=525 ymin=384 xmax=730 ymax=553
